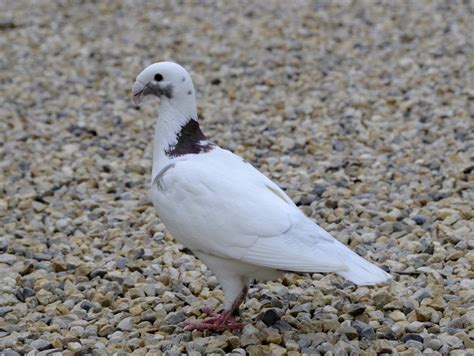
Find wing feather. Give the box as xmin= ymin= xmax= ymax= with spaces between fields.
xmin=152 ymin=148 xmax=348 ymax=272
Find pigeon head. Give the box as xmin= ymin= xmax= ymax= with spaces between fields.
xmin=132 ymin=62 xmax=195 ymax=106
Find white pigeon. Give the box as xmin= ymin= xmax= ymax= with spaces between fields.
xmin=132 ymin=62 xmax=392 ymax=331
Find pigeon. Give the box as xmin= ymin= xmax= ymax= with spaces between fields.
xmin=132 ymin=61 xmax=392 ymax=331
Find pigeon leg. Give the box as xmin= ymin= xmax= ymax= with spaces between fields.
xmin=182 ymin=286 xmax=248 ymax=331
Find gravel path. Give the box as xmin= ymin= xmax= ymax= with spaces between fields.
xmin=1 ymin=1 xmax=473 ymax=355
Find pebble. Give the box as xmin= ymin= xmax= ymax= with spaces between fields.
xmin=163 ymin=311 xmax=186 ymax=325
xmin=389 ymin=310 xmax=407 ymax=322
xmin=413 ymin=215 xmax=427 ymax=225
xmin=406 ymin=321 xmax=424 ymax=333
xmin=3 ymin=351 xmax=20 ymax=356
xmin=0 ymin=307 xmax=13 ymax=317
xmin=117 ymin=317 xmax=134 ymax=331
xmin=345 ymin=303 xmax=366 ymax=316
xmin=353 ymin=321 xmax=375 ymax=340
xmin=0 ymin=254 xmax=17 ymax=265
xmin=98 ymin=325 xmax=114 ymax=337
xmin=338 ymin=325 xmax=359 ymax=340
xmin=260 ymin=309 xmax=280 ymax=326
xmin=425 ymin=338 xmax=443 ymax=351
xmin=241 ymin=325 xmax=260 ymax=347
xmin=30 ymin=339 xmax=52 ymax=350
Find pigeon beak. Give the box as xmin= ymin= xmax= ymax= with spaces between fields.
xmin=131 ymin=80 xmax=145 ymax=106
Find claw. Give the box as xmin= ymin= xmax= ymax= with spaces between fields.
xmin=180 ymin=308 xmax=245 ymax=331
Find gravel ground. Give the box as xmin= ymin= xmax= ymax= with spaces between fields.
xmin=1 ymin=1 xmax=473 ymax=355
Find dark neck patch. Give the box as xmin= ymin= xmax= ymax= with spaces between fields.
xmin=166 ymin=119 xmax=214 ymax=157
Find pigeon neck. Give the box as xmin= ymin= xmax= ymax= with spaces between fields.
xmin=151 ymin=97 xmax=204 ymax=180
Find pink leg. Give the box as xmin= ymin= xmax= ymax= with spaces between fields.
xmin=181 ymin=287 xmax=248 ymax=331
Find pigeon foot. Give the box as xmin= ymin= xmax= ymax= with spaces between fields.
xmin=181 ymin=307 xmax=244 ymax=331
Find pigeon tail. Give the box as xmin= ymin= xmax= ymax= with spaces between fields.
xmin=336 ymin=249 xmax=392 ymax=285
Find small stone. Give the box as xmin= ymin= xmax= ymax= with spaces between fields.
xmin=52 ymin=260 xmax=68 ymax=272
xmin=446 ymin=251 xmax=463 ymax=261
xmin=406 ymin=321 xmax=424 ymax=333
xmin=323 ymin=319 xmax=340 ymax=332
xmin=98 ymin=325 xmax=114 ymax=337
xmin=129 ymin=304 xmax=143 ymax=316
xmin=273 ymin=320 xmax=292 ymax=332
xmin=425 ymin=338 xmax=442 ymax=351
xmin=356 ymin=232 xmax=377 ymax=243
xmin=247 ymin=345 xmax=270 ymax=356
xmin=462 ymin=310 xmax=474 ymax=327
xmin=265 ymin=329 xmax=282 ymax=344
xmin=205 ymin=338 xmax=227 ymax=353
xmin=285 ymin=340 xmax=299 ymax=351
xmin=338 ymin=325 xmax=359 ymax=340
xmin=4 ymin=350 xmax=20 ymax=356
xmin=437 ymin=334 xmax=463 ymax=349
xmin=140 ymin=310 xmax=156 ymax=323
xmin=346 ymin=303 xmax=366 ymax=316
xmin=15 ymin=287 xmax=35 ymax=302
xmin=33 ymin=252 xmax=52 ymax=261
xmin=260 ymin=309 xmax=280 ymax=326
xmin=116 ymin=257 xmax=128 ymax=269
xmin=164 ymin=311 xmax=185 ymax=325
xmin=0 ymin=239 xmax=8 ymax=252
xmin=402 ymin=334 xmax=424 ymax=343
xmin=241 ymin=325 xmax=260 ymax=347
xmin=226 ymin=335 xmax=240 ymax=349
xmin=312 ymin=185 xmax=326 ymax=197
xmin=457 ymin=333 xmax=474 ymax=349
xmin=353 ymin=320 xmax=375 ymax=340
xmin=268 ymin=343 xmax=287 ymax=356
xmin=89 ymin=269 xmax=107 ymax=279
xmin=389 ymin=310 xmax=406 ymax=322
xmin=413 ymin=215 xmax=427 ymax=225
xmin=332 ymin=139 xmax=345 ymax=151
xmin=405 ymin=340 xmax=423 ymax=350
xmin=117 ymin=316 xmax=133 ymax=331
xmin=36 ymin=289 xmax=56 ymax=305
xmin=0 ymin=253 xmax=16 ymax=264
xmin=373 ymin=291 xmax=391 ymax=307
xmin=317 ymin=342 xmax=334 ymax=353
xmin=0 ymin=307 xmax=13 ymax=317
xmin=30 ymin=339 xmax=52 ymax=350
xmin=415 ymin=306 xmax=433 ymax=322
xmin=412 ymin=289 xmax=431 ymax=303
xmin=68 ymin=342 xmax=83 ymax=352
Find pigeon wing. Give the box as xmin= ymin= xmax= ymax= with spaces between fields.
xmin=152 ymin=148 xmax=348 ymax=272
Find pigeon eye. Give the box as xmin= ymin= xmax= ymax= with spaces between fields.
xmin=154 ymin=73 xmax=163 ymax=82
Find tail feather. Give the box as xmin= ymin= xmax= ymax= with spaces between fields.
xmin=336 ymin=247 xmax=392 ymax=285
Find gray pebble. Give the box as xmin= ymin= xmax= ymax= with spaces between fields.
xmin=353 ymin=321 xmax=375 ymax=340
xmin=425 ymin=338 xmax=443 ymax=351
xmin=30 ymin=339 xmax=52 ymax=350
xmin=117 ymin=316 xmax=133 ymax=331
xmin=0 ymin=239 xmax=8 ymax=252
xmin=346 ymin=303 xmax=366 ymax=316
xmin=338 ymin=325 xmax=359 ymax=340
xmin=32 ymin=252 xmax=52 ymax=261
xmin=413 ymin=215 xmax=427 ymax=225
xmin=0 ymin=254 xmax=16 ymax=264
xmin=3 ymin=350 xmax=20 ymax=356
xmin=405 ymin=340 xmax=424 ymax=351
xmin=402 ymin=334 xmax=424 ymax=343
xmin=0 ymin=307 xmax=13 ymax=317
xmin=259 ymin=309 xmax=280 ymax=326
xmin=163 ymin=311 xmax=186 ymax=325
